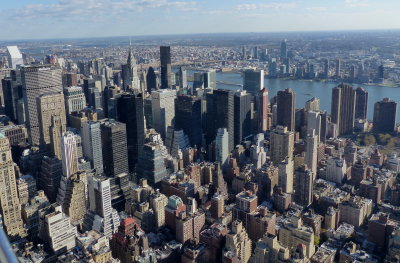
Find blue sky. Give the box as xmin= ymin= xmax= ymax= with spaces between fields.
xmin=1 ymin=0 xmax=399 ymax=40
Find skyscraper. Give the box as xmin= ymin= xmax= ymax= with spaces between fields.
xmin=204 ymin=70 xmax=217 ymax=89
xmin=61 ymin=132 xmax=79 ymax=178
xmin=277 ymin=88 xmax=296 ymax=132
xmin=373 ymin=98 xmax=397 ymax=134
xmin=331 ymin=84 xmax=356 ymax=135
xmin=295 ymin=164 xmax=313 ymax=207
xmin=206 ymin=89 xmax=235 ymax=152
xmin=234 ymin=91 xmax=252 ymax=146
xmin=305 ymin=97 xmax=320 ymax=112
xmin=175 ymin=95 xmax=202 ymax=147
xmin=100 ymin=120 xmax=129 ymax=177
xmin=160 ymin=46 xmax=172 ymax=89
xmin=335 ymin=59 xmax=341 ymax=77
xmin=215 ymin=128 xmax=229 ymax=170
xmin=355 ymin=87 xmax=368 ymax=120
xmin=0 ymin=133 xmax=26 ymax=240
xmin=136 ymin=142 xmax=168 ymax=186
xmin=83 ymin=175 xmax=120 ymax=238
xmin=6 ymin=46 xmax=23 ymax=69
xmin=81 ymin=121 xmax=103 ymax=174
xmin=146 ymin=67 xmax=157 ymax=93
xmin=22 ymin=65 xmax=63 ymax=146
xmin=37 ymin=92 xmax=66 ymax=152
xmin=117 ymin=93 xmax=145 ymax=171
xmin=305 ymin=129 xmax=318 ymax=180
xmin=243 ymin=69 xmax=264 ymax=95
xmin=151 ymin=89 xmax=177 ymax=140
xmin=63 ymin=86 xmax=86 ymax=115
xmin=258 ymin=87 xmax=269 ymax=133
xmin=280 ymin=40 xmax=287 ymax=59
xmin=177 ymin=66 xmax=188 ymax=89
xmin=270 ymin=126 xmax=294 ymax=165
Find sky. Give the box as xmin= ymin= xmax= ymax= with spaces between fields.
xmin=1 ymin=0 xmax=400 ymax=40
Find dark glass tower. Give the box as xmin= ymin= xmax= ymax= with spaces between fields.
xmin=117 ymin=93 xmax=145 ymax=172
xmin=206 ymin=89 xmax=234 ymax=151
xmin=373 ymin=98 xmax=397 ymax=134
xmin=136 ymin=142 xmax=168 ymax=186
xmin=355 ymin=87 xmax=368 ymax=120
xmin=146 ymin=67 xmax=157 ymax=93
xmin=234 ymin=91 xmax=252 ymax=146
xmin=83 ymin=78 xmax=95 ymax=104
xmin=175 ymin=95 xmax=202 ymax=147
xmin=100 ymin=120 xmax=129 ymax=177
xmin=331 ymin=84 xmax=356 ymax=135
xmin=160 ymin=46 xmax=172 ymax=89
xmin=277 ymin=88 xmax=296 ymax=132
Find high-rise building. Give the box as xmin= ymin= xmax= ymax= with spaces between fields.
xmin=160 ymin=46 xmax=172 ymax=89
xmin=295 ymin=164 xmax=313 ymax=207
xmin=81 ymin=121 xmax=103 ymax=174
xmin=243 ymin=69 xmax=264 ymax=95
xmin=258 ymin=87 xmax=269 ymax=133
xmin=277 ymin=88 xmax=296 ymax=132
xmin=280 ymin=40 xmax=287 ymax=59
xmin=146 ymin=67 xmax=157 ymax=93
xmin=38 ymin=204 xmax=77 ymax=253
xmin=100 ymin=120 xmax=129 ymax=177
xmin=40 ymin=156 xmax=63 ymax=203
xmin=225 ymin=220 xmax=252 ymax=263
xmin=61 ymin=131 xmax=79 ymax=179
xmin=305 ymin=97 xmax=320 ymax=112
xmin=193 ymin=72 xmax=204 ymax=89
xmin=136 ymin=142 xmax=168 ymax=186
xmin=83 ymin=175 xmax=120 ymax=238
xmin=331 ymin=84 xmax=356 ymax=135
xmin=177 ymin=66 xmax=188 ymax=89
xmin=215 ymin=128 xmax=229 ymax=169
xmin=373 ymin=98 xmax=397 ymax=134
xmin=150 ymin=191 xmax=168 ymax=229
xmin=6 ymin=46 xmax=23 ymax=69
xmin=59 ymin=172 xmax=87 ymax=225
xmin=355 ymin=87 xmax=368 ymax=120
xmin=175 ymin=95 xmax=202 ymax=147
xmin=117 ymin=93 xmax=145 ymax=171
xmin=22 ymin=65 xmax=63 ymax=146
xmin=211 ymin=193 xmax=225 ymax=219
xmin=305 ymin=129 xmax=318 ymax=180
xmin=335 ymin=59 xmax=341 ymax=77
xmin=0 ymin=133 xmax=26 ymax=240
xmin=206 ymin=89 xmax=235 ymax=151
xmin=151 ymin=89 xmax=177 ymax=140
xmin=278 ymin=216 xmax=315 ymax=258
xmin=270 ymin=126 xmax=294 ymax=165
xmin=37 ymin=92 xmax=66 ymax=151
xmin=278 ymin=158 xmax=294 ymax=194
xmin=63 ymin=86 xmax=86 ymax=115
xmin=234 ymin=91 xmax=252 ymax=146
xmin=204 ymin=70 xmax=217 ymax=89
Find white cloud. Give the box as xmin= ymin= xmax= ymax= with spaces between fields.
xmin=344 ymin=0 xmax=370 ymax=7
xmin=236 ymin=2 xmax=297 ymax=11
xmin=13 ymin=0 xmax=197 ymax=21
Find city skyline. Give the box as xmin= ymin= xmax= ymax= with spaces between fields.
xmin=1 ymin=0 xmax=400 ymax=40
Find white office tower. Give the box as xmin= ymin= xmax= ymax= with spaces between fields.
xmin=39 ymin=204 xmax=77 ymax=253
xmin=278 ymin=157 xmax=294 ymax=193
xmin=127 ymin=46 xmax=140 ymax=90
xmin=307 ymin=111 xmax=322 ymax=142
xmin=63 ymin=86 xmax=86 ymax=115
xmin=215 ymin=128 xmax=229 ymax=170
xmin=305 ymin=129 xmax=318 ymax=181
xmin=305 ymin=97 xmax=320 ymax=112
xmin=7 ymin=46 xmax=23 ymax=69
xmin=168 ymin=129 xmax=190 ymax=158
xmin=151 ymin=89 xmax=177 ymax=139
xmin=326 ymin=157 xmax=347 ymax=185
xmin=81 ymin=121 xmax=103 ymax=174
xmin=83 ymin=176 xmax=120 ymax=238
xmin=270 ymin=126 xmax=294 ymax=165
xmin=251 ymin=134 xmax=267 ymax=169
xmin=61 ymin=131 xmax=79 ymax=178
